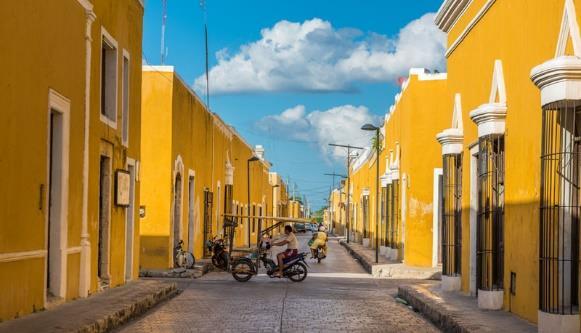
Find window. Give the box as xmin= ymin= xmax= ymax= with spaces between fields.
xmin=100 ymin=28 xmax=118 ymax=128
xmin=442 ymin=153 xmax=462 ymax=276
xmin=540 ymin=101 xmax=580 ymax=314
xmin=121 ymin=52 xmax=129 ymax=146
xmin=362 ymin=195 xmax=369 ymax=238
xmin=386 ymin=183 xmax=393 ymax=247
xmin=252 ymin=205 xmax=256 ymax=232
xmin=477 ymin=135 xmax=504 ymax=291
xmin=380 ymin=187 xmax=387 ymax=246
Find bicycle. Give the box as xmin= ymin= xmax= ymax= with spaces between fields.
xmin=174 ymin=240 xmax=195 ymax=269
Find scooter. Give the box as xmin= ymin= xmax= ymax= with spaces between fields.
xmin=231 ymin=239 xmax=309 ymax=282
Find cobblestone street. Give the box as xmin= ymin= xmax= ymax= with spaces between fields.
xmin=117 ymin=235 xmax=438 ymax=332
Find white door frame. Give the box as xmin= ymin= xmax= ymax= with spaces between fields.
xmin=470 ymin=144 xmax=479 ymax=296
xmin=45 ymin=89 xmax=71 ymax=302
xmin=187 ymin=170 xmax=195 ymax=253
xmin=432 ymin=168 xmax=443 ymax=268
xmin=124 ymin=158 xmax=136 ymax=282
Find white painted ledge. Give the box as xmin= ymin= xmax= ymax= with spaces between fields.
xmin=538 ymin=311 xmax=580 ymax=333
xmin=441 ymin=275 xmax=461 ymax=292
xmin=477 ymin=289 xmax=503 ymax=310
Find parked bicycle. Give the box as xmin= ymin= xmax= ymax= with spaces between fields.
xmin=174 ymin=240 xmax=195 ymax=269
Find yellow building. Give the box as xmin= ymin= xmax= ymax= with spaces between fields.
xmin=0 ymin=0 xmax=144 ymax=321
xmin=140 ymin=67 xmax=281 ymax=269
xmin=434 ymin=0 xmax=581 ymax=329
xmin=345 ymin=69 xmax=449 ymax=268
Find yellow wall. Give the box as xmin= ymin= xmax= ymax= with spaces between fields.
xmin=440 ymin=0 xmax=581 ymax=323
xmin=140 ymin=68 xmax=279 ymax=269
xmin=346 ymin=70 xmax=448 ymax=268
xmin=0 ymin=0 xmax=143 ymax=321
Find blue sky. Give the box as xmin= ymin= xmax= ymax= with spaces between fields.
xmin=142 ymin=0 xmax=446 ymax=210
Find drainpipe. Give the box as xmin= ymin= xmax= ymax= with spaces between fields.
xmin=79 ymin=1 xmax=95 ymax=298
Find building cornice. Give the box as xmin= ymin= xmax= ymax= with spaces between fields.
xmin=435 ymin=0 xmax=472 ymax=33
xmin=469 ymin=102 xmax=507 ymax=137
xmin=531 ymin=56 xmax=581 ymax=106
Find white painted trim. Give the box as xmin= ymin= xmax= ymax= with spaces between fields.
xmin=556 ymin=0 xmax=581 ymax=57
xmin=401 ymin=174 xmax=407 ymax=262
xmin=187 ymin=169 xmax=196 ymax=253
xmin=445 ymin=0 xmax=496 ymax=58
xmin=538 ymin=310 xmax=580 ymax=333
xmin=0 ymin=250 xmax=47 ymax=263
xmin=98 ymin=144 xmax=114 ymax=283
xmin=171 ymin=155 xmax=185 ymax=264
xmin=66 ymin=247 xmax=82 ymax=254
xmin=478 ymin=289 xmax=503 ymax=310
xmin=469 ymin=145 xmax=479 ymax=296
xmin=76 ymin=0 xmax=93 ymax=11
xmin=121 ymin=49 xmax=130 ymax=148
xmin=99 ymin=26 xmax=119 ymax=130
xmin=46 ymin=89 xmax=71 ymax=301
xmin=442 ymin=275 xmax=462 ymax=291
xmin=470 ymin=60 xmax=507 ymax=137
xmin=124 ymin=158 xmax=136 ymax=282
xmin=435 ymin=0 xmax=473 ymax=33
xmin=432 ymin=168 xmax=443 ymax=268
xmin=80 ymin=7 xmax=95 ymax=299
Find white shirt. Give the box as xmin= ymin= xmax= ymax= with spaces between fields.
xmin=286 ymin=232 xmax=298 ymax=250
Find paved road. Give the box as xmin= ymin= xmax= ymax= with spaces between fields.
xmin=117 ymin=234 xmax=438 ymax=333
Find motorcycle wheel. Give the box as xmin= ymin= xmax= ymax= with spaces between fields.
xmin=317 ymin=256 xmax=321 ymax=264
xmin=231 ymin=260 xmax=254 ymax=282
xmin=287 ymin=262 xmax=308 ymax=282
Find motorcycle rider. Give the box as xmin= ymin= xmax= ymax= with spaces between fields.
xmin=310 ymin=225 xmax=328 ymax=259
xmin=271 ymin=225 xmax=298 ymax=277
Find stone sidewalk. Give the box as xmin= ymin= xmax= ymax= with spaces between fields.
xmin=0 ymin=280 xmax=177 ymax=333
xmin=398 ymin=282 xmax=537 ymax=332
xmin=339 ymin=239 xmax=441 ymax=279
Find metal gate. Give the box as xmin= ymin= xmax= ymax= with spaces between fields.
xmin=540 ymin=101 xmax=580 ymax=314
xmin=442 ymin=153 xmax=462 ymax=276
xmin=203 ymin=189 xmax=213 ymax=258
xmin=476 ymin=134 xmax=504 ymax=291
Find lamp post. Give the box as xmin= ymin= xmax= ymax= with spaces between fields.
xmin=271 ymin=184 xmax=279 ymax=233
xmin=362 ymin=123 xmax=381 ymax=263
xmin=247 ymin=155 xmax=260 ymax=247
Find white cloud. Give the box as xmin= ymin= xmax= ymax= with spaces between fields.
xmin=256 ymin=105 xmax=381 ymax=160
xmin=195 ymin=13 xmax=445 ymax=94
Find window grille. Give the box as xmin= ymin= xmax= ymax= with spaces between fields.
xmin=442 ymin=153 xmax=462 ymax=276
xmin=386 ymin=184 xmax=393 ymax=247
xmin=391 ymin=180 xmax=400 ymax=249
xmin=381 ymin=187 xmax=387 ymax=246
xmin=540 ymin=101 xmax=580 ymax=314
xmin=362 ymin=195 xmax=369 ymax=238
xmin=477 ymin=135 xmax=504 ymax=291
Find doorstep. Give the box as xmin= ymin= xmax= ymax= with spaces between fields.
xmin=339 ymin=240 xmax=441 ymax=279
xmin=398 ymin=282 xmax=537 ymax=333
xmin=139 ymin=260 xmax=213 ymax=279
xmin=0 ymin=279 xmax=178 ymax=333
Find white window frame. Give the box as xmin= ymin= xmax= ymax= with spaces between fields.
xmin=121 ymin=49 xmax=130 ymax=147
xmin=100 ymin=26 xmax=118 ymax=129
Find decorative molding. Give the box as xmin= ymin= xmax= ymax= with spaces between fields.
xmin=0 ymin=250 xmax=47 ymax=263
xmin=435 ymin=0 xmax=472 ymax=33
xmin=531 ymin=0 xmax=581 ymax=106
xmin=445 ymin=0 xmax=497 ymax=58
xmin=470 ymin=60 xmax=507 ymax=137
xmin=66 ymin=247 xmax=82 ymax=254
xmin=437 ymin=93 xmax=464 ymax=155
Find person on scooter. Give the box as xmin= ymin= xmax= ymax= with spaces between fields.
xmin=271 ymin=225 xmax=298 ymax=277
xmin=309 ymin=225 xmax=328 ymax=259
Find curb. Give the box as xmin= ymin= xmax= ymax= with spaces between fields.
xmin=140 ymin=261 xmax=213 ymax=279
xmin=339 ymin=240 xmax=373 ymax=273
xmin=78 ymin=282 xmax=179 ymax=333
xmin=397 ymin=285 xmax=468 ymax=333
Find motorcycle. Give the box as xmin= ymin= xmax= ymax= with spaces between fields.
xmin=308 ymin=232 xmax=327 ymax=263
xmin=231 ymin=238 xmax=309 ymax=282
xmin=206 ymin=236 xmax=229 ymax=270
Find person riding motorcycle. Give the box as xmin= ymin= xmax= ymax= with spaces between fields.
xmin=309 ymin=225 xmax=328 ymax=259
xmin=271 ymin=225 xmax=299 ymax=278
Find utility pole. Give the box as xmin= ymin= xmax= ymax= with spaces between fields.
xmin=329 ymin=144 xmax=364 ymax=243
xmin=324 ymin=172 xmax=347 ymax=234
xmin=200 ymin=0 xmax=210 ymax=108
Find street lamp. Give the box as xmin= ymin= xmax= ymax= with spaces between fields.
xmin=362 ymin=123 xmax=381 ymax=263
xmin=271 ymin=184 xmax=279 ymax=233
xmin=247 ymin=155 xmax=260 ymax=247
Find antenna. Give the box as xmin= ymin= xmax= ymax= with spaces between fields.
xmin=161 ymin=0 xmax=168 ymax=64
xmin=200 ymin=0 xmax=210 ymax=108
